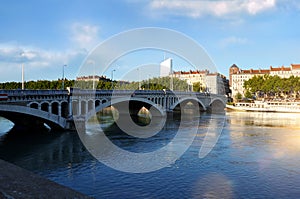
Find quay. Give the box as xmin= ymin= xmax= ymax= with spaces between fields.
xmin=0 ymin=159 xmax=92 ymax=198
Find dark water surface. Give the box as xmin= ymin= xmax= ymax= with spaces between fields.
xmin=1 ymin=112 xmax=300 ymax=198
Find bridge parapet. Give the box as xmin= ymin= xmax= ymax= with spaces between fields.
xmin=0 ymin=90 xmax=69 ymax=103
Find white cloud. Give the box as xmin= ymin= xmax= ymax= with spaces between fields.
xmin=0 ymin=23 xmax=101 ymax=81
xmin=148 ymin=0 xmax=276 ymax=18
xmin=0 ymin=43 xmax=87 ymax=81
xmin=0 ymin=44 xmax=62 ymax=67
xmin=70 ymin=23 xmax=101 ymax=51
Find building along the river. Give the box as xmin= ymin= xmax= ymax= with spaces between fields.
xmin=173 ymin=70 xmax=230 ymax=95
xmin=229 ymin=64 xmax=300 ymax=98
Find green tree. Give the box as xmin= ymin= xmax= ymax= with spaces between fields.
xmin=235 ymin=92 xmax=242 ymax=101
xmin=244 ymin=90 xmax=252 ymax=99
xmin=193 ymin=82 xmax=201 ymax=92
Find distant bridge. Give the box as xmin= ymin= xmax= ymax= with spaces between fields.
xmin=0 ymin=89 xmax=227 ymax=131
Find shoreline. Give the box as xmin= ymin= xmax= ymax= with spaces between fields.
xmin=0 ymin=159 xmax=92 ymax=199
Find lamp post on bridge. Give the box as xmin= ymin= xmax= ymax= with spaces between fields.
xmin=148 ymin=74 xmax=151 ymax=90
xmin=62 ymin=64 xmax=67 ymax=90
xmin=20 ymin=52 xmax=25 ymax=90
xmin=21 ymin=63 xmax=25 ymax=90
xmin=137 ymin=68 xmax=141 ymax=90
xmin=111 ymin=69 xmax=116 ymax=89
xmin=88 ymin=60 xmax=96 ymax=89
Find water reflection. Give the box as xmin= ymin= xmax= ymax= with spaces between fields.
xmin=192 ymin=173 xmax=234 ymax=199
xmin=227 ymin=111 xmax=300 ymax=128
xmin=1 ymin=112 xmax=300 ymax=198
xmin=0 ymin=127 xmax=89 ymax=172
xmin=227 ymin=111 xmax=300 ymax=192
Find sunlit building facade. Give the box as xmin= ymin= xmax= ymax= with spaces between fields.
xmin=173 ymin=70 xmax=229 ymax=95
xmin=229 ymin=64 xmax=300 ymax=98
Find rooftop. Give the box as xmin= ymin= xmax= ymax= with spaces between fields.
xmin=231 ymin=64 xmax=300 ymax=75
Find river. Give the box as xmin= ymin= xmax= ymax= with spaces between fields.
xmin=0 ymin=111 xmax=300 ymax=198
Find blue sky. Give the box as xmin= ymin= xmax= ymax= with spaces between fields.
xmin=1 ymin=0 xmax=300 ymax=82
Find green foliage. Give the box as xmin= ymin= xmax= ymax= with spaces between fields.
xmin=0 ymin=79 xmax=75 ymax=90
xmin=0 ymin=77 xmax=189 ymax=91
xmin=244 ymin=90 xmax=253 ymax=99
xmin=115 ymin=77 xmax=189 ymax=91
xmin=192 ymin=82 xmax=205 ymax=92
xmin=244 ymin=75 xmax=300 ymax=99
xmin=227 ymin=102 xmax=234 ymax=105
xmin=235 ymin=92 xmax=242 ymax=101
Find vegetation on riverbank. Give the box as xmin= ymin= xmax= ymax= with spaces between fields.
xmin=0 ymin=76 xmax=190 ymax=91
xmin=243 ymin=75 xmax=300 ymax=100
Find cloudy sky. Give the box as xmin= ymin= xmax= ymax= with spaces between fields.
xmin=1 ymin=0 xmax=300 ymax=82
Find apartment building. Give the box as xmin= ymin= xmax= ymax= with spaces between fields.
xmin=229 ymin=64 xmax=300 ymax=98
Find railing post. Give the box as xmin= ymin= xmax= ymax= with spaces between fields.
xmin=49 ymin=104 xmax=52 ymax=114
xmin=85 ymin=101 xmax=88 ymax=116
xmin=58 ymin=103 xmax=62 ymax=117
xmin=68 ymin=98 xmax=72 ymax=118
xmin=78 ymin=100 xmax=81 ymax=116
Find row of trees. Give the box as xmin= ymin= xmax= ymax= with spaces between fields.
xmin=115 ymin=77 xmax=189 ymax=91
xmin=0 ymin=77 xmax=191 ymax=91
xmin=243 ymin=75 xmax=300 ymax=99
xmin=0 ymin=79 xmax=75 ymax=90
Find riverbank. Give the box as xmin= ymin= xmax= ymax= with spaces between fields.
xmin=0 ymin=159 xmax=92 ymax=199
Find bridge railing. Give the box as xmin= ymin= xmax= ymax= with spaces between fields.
xmin=70 ymin=89 xmax=210 ymax=96
xmin=0 ymin=89 xmax=68 ymax=96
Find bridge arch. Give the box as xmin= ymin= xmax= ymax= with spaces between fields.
xmin=72 ymin=100 xmax=79 ymax=116
xmin=95 ymin=100 xmax=100 ymax=108
xmin=61 ymin=101 xmax=69 ymax=117
xmin=41 ymin=102 xmax=50 ymax=112
xmin=209 ymin=97 xmax=226 ymax=113
xmin=170 ymin=97 xmax=206 ymax=111
xmin=88 ymin=100 xmax=94 ymax=112
xmin=209 ymin=97 xmax=226 ymax=106
xmin=86 ymin=97 xmax=165 ymax=121
xmin=102 ymin=98 xmax=108 ymax=104
xmin=81 ymin=100 xmax=87 ymax=116
xmin=51 ymin=101 xmax=59 ymax=115
xmin=29 ymin=102 xmax=39 ymax=109
xmin=0 ymin=105 xmax=66 ymax=130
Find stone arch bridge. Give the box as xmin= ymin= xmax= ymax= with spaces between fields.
xmin=0 ymin=89 xmax=227 ymax=130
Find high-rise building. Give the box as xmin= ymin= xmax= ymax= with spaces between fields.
xmin=160 ymin=58 xmax=172 ymax=77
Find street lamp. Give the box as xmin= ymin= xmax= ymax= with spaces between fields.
xmin=61 ymin=64 xmax=67 ymax=90
xmin=20 ymin=52 xmax=25 ymax=90
xmin=170 ymin=59 xmax=173 ymax=91
xmin=148 ymin=75 xmax=151 ymax=90
xmin=21 ymin=63 xmax=25 ymax=90
xmin=111 ymin=69 xmax=116 ymax=89
xmin=137 ymin=68 xmax=141 ymax=90
xmin=88 ymin=60 xmax=96 ymax=89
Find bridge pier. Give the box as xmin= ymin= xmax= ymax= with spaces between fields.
xmin=48 ymin=104 xmax=52 ymax=114
xmin=68 ymin=99 xmax=73 ymax=118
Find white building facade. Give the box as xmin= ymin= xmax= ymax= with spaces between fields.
xmin=173 ymin=70 xmax=228 ymax=95
xmin=160 ymin=58 xmax=172 ymax=77
xmin=229 ymin=64 xmax=300 ymax=98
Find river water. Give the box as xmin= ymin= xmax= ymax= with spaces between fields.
xmin=0 ymin=111 xmax=300 ymax=198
